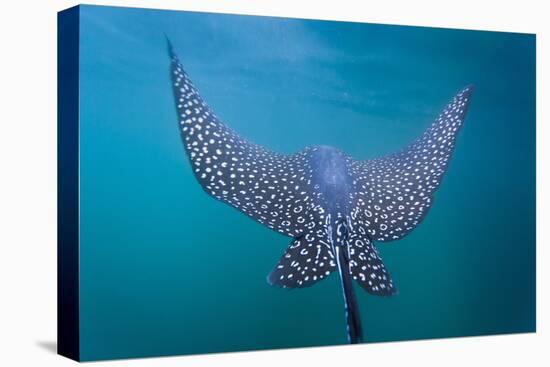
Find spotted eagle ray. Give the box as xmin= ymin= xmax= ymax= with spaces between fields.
xmin=167 ymin=39 xmax=473 ymax=344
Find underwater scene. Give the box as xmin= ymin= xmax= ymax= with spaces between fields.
xmin=77 ymin=5 xmax=535 ymax=361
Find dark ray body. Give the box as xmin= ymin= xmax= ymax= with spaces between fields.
xmin=167 ymin=39 xmax=473 ymax=344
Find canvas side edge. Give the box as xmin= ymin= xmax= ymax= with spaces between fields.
xmin=57 ymin=5 xmax=81 ymax=362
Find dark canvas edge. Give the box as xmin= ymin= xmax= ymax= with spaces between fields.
xmin=57 ymin=4 xmax=81 ymax=362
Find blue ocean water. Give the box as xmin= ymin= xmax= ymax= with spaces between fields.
xmin=77 ymin=5 xmax=536 ymax=361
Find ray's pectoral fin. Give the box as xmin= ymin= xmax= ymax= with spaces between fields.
xmin=351 ymin=86 xmax=474 ymax=242
xmin=268 ymin=230 xmax=337 ymax=288
xmin=169 ymin=41 xmax=315 ymax=238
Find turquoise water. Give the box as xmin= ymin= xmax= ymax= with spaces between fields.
xmin=78 ymin=5 xmax=536 ymax=361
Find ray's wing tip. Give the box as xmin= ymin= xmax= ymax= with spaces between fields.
xmin=460 ymin=84 xmax=475 ymax=98
xmin=164 ymin=34 xmax=177 ymax=60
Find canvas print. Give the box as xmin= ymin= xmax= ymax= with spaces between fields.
xmin=57 ymin=4 xmax=536 ymax=362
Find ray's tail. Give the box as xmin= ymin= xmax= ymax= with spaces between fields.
xmin=334 ymin=245 xmax=363 ymax=344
